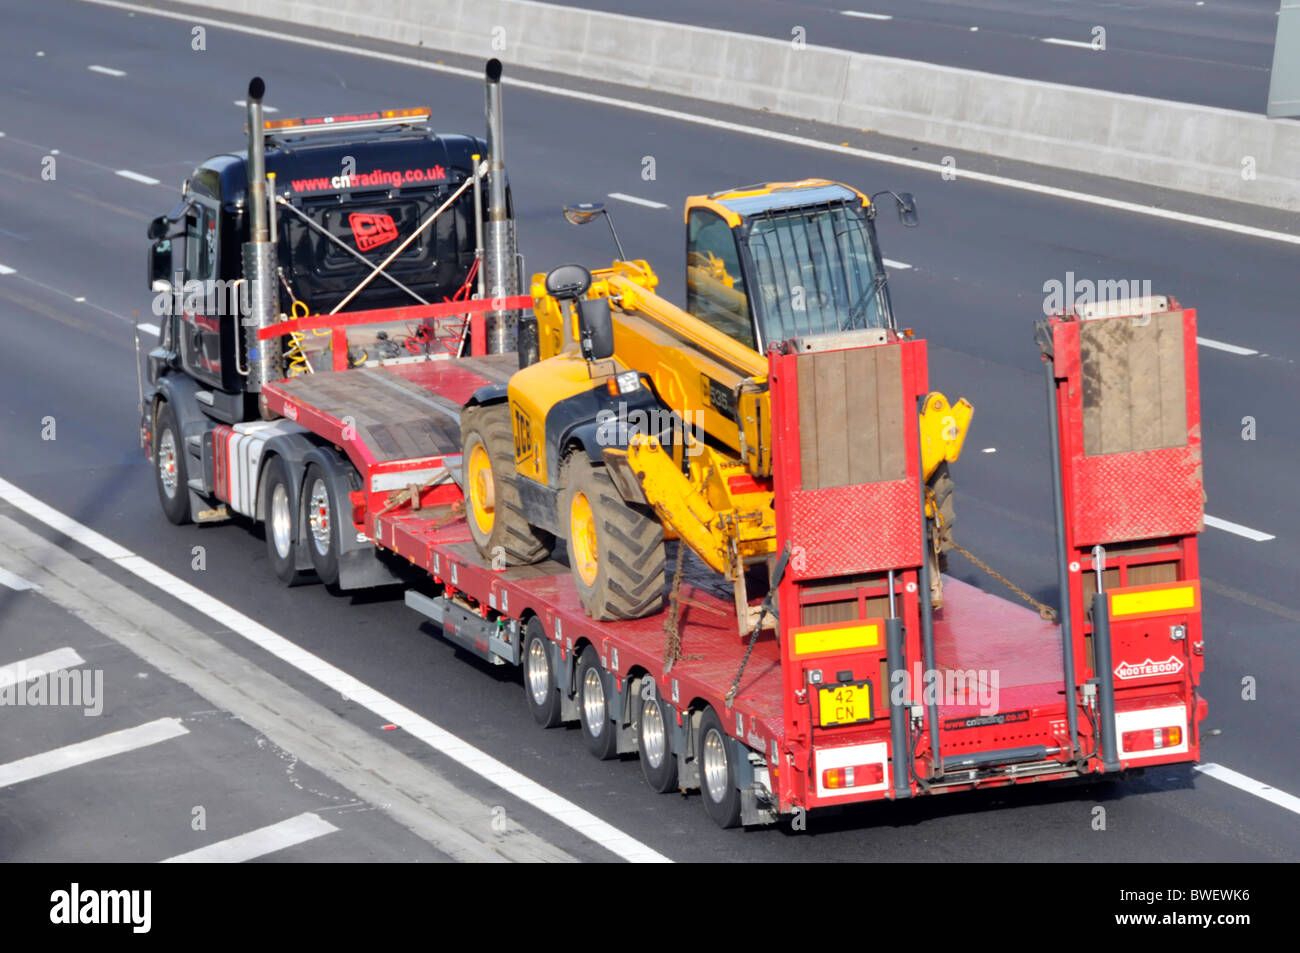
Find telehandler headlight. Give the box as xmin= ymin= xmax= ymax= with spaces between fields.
xmin=609 ymin=371 xmax=640 ymax=396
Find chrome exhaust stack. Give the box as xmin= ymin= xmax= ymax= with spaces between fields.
xmin=483 ymin=58 xmax=520 ymax=356
xmin=242 ymin=76 xmax=280 ymax=415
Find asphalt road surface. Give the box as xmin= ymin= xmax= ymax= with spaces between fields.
xmin=552 ymin=0 xmax=1283 ymax=112
xmin=0 ymin=0 xmax=1297 ymax=862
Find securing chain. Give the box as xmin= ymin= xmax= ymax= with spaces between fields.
xmin=947 ymin=539 xmax=1058 ymax=622
xmin=663 ymin=541 xmax=703 ymax=672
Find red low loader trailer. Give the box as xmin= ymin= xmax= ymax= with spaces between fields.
xmin=158 ymin=292 xmax=1206 ymax=828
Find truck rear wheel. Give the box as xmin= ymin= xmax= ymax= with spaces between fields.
xmin=153 ymin=401 xmax=191 ymax=525
xmin=263 ymin=455 xmax=309 ymax=586
xmin=461 ymin=403 xmax=553 ymax=566
xmin=560 ymin=453 xmax=666 ymax=621
xmin=697 ymin=706 xmax=742 ymax=829
xmin=576 ymin=645 xmax=619 ymax=760
xmin=523 ymin=617 xmax=562 ymax=728
xmin=302 ymin=464 xmax=340 ymax=586
xmin=638 ymin=688 xmax=678 ymax=793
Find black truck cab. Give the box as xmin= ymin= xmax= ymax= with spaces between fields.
xmin=147 ymin=112 xmax=494 ymax=419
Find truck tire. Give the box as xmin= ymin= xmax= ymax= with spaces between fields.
xmin=523 ymin=617 xmax=562 ymax=728
xmin=576 ymin=645 xmax=618 ymax=760
xmin=262 ymin=455 xmax=309 ymax=586
xmin=560 ymin=453 xmax=666 ymax=621
xmin=697 ymin=706 xmax=742 ymax=829
xmin=638 ymin=687 xmax=678 ymax=793
xmin=461 ymin=403 xmax=553 ymax=566
xmin=153 ymin=401 xmax=191 ymax=525
xmin=302 ymin=463 xmax=341 ymax=586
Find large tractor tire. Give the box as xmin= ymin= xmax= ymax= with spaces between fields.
xmin=560 ymin=453 xmax=666 ymax=621
xmin=461 ymin=403 xmax=553 ymax=566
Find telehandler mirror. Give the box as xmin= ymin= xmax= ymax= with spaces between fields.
xmin=896 ymin=192 xmax=919 ymax=227
xmin=577 ymin=296 xmax=615 ymax=361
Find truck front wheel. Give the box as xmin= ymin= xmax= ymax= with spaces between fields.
xmin=153 ymin=401 xmax=191 ymax=525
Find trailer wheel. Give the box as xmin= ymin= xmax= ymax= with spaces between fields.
xmin=576 ymin=645 xmax=618 ymax=760
xmin=560 ymin=454 xmax=666 ymax=621
xmin=263 ymin=455 xmax=308 ymax=586
xmin=638 ymin=687 xmax=678 ymax=793
xmin=461 ymin=403 xmax=553 ymax=566
xmin=697 ymin=706 xmax=741 ymax=828
xmin=523 ymin=617 xmax=562 ymax=728
xmin=153 ymin=401 xmax=191 ymax=525
xmin=302 ymin=464 xmax=340 ymax=586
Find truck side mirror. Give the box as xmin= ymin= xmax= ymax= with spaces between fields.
xmin=577 ymin=297 xmax=615 ymax=361
xmin=149 ymin=240 xmax=171 ymax=290
xmin=148 ymin=215 xmax=171 ymax=240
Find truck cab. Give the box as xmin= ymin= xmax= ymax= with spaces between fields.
xmin=146 ymin=109 xmax=494 ymax=422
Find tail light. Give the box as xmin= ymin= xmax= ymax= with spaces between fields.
xmin=1122 ymin=726 xmax=1181 ymax=752
xmin=822 ymin=763 xmax=883 ymax=789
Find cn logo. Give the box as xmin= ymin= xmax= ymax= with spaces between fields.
xmin=348 ymin=212 xmax=398 ymax=251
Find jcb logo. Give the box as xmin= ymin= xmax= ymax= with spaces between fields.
xmin=513 ymin=405 xmax=534 ymax=467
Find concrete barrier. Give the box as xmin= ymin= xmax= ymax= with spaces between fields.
xmin=203 ymin=0 xmax=1300 ymax=211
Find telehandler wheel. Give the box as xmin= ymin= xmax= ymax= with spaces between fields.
xmin=560 ymin=453 xmax=666 ymax=622
xmin=461 ymin=403 xmax=553 ymax=566
xmin=153 ymin=401 xmax=191 ymax=525
xmin=697 ymin=705 xmax=742 ymax=829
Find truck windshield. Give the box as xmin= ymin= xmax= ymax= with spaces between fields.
xmin=743 ymin=202 xmax=889 ymax=345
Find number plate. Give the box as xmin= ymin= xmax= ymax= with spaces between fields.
xmin=818 ymin=681 xmax=871 ymax=727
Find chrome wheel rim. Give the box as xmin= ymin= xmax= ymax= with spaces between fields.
xmin=702 ymin=727 xmax=729 ymax=803
xmin=526 ymin=638 xmax=550 ymax=706
xmin=641 ymin=698 xmax=666 ymax=769
xmin=158 ymin=429 xmax=178 ymax=498
xmin=308 ymin=478 xmax=331 ymax=556
xmin=270 ymin=483 xmax=293 ymax=559
xmin=583 ymin=666 xmax=606 ymax=738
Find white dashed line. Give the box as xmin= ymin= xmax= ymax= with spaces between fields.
xmin=882 ymin=258 xmax=912 ymax=270
xmin=0 ymin=476 xmax=670 ymax=863
xmin=841 ymin=10 xmax=893 ymax=20
xmin=1042 ymin=37 xmax=1100 ymax=50
xmin=0 ymin=567 xmax=43 ymax=591
xmin=137 ymin=323 xmax=161 ymax=336
xmin=1196 ymin=336 xmax=1258 ymax=356
xmin=115 ymin=169 xmax=160 ymax=185
xmin=0 ymin=648 xmax=84 ymax=689
xmin=1196 ymin=763 xmax=1300 ymax=818
xmin=1204 ymin=515 xmax=1275 ymax=542
xmin=607 ymin=192 xmax=668 ymax=209
xmin=88 ymin=65 xmax=126 ymax=76
xmin=0 ymin=264 xmax=15 ymax=275
xmin=0 ymin=718 xmax=189 ymax=788
xmin=162 ymin=812 xmax=338 ymax=863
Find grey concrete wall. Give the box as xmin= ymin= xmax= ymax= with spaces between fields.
xmin=202 ymin=0 xmax=1300 ymax=210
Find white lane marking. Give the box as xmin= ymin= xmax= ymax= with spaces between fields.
xmin=841 ymin=10 xmax=893 ymax=20
xmin=1042 ymin=38 xmax=1099 ymax=50
xmin=981 ymin=447 xmax=997 ymax=453
xmin=0 ymin=566 xmax=41 ymax=590
xmin=1204 ymin=515 xmax=1275 ymax=542
xmin=88 ymin=64 xmax=126 ymax=76
xmin=1196 ymin=763 xmax=1300 ymax=818
xmin=137 ymin=323 xmax=160 ymax=336
xmin=77 ymin=0 xmax=1300 ymax=249
xmin=0 ymin=264 xmax=15 ymax=275
xmin=608 ymin=192 xmax=668 ymax=209
xmin=0 ymin=648 xmax=85 ymax=689
xmin=1197 ymin=336 xmax=1258 ymax=356
xmin=233 ymin=99 xmax=278 ymax=113
xmin=0 ymin=718 xmax=188 ymax=788
xmin=161 ymin=812 xmax=338 ymax=863
xmin=0 ymin=477 xmax=670 ymax=863
xmin=115 ymin=169 xmax=160 ymax=185
xmin=882 ymin=258 xmax=912 ymax=269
